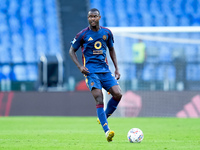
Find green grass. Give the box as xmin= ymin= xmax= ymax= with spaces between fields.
xmin=0 ymin=117 xmax=200 ymax=150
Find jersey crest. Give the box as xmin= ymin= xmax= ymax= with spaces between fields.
xmin=103 ymin=35 xmax=107 ymax=40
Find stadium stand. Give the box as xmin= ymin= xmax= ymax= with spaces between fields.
xmin=90 ymin=0 xmax=199 ymax=26
xmin=0 ymin=0 xmax=199 ymax=91
xmin=90 ymin=0 xmax=200 ymax=90
xmin=0 ymin=0 xmax=61 ymax=85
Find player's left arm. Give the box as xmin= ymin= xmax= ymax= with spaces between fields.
xmin=108 ymin=47 xmax=120 ymax=80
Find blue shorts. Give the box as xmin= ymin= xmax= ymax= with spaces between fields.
xmin=85 ymin=72 xmax=119 ymax=91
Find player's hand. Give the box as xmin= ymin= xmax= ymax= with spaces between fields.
xmin=79 ymin=66 xmax=90 ymax=74
xmin=115 ymin=70 xmax=120 ymax=80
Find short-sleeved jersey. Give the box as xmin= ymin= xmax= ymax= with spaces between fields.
xmin=71 ymin=26 xmax=114 ymax=73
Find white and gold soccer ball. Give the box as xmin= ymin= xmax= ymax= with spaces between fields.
xmin=127 ymin=128 xmax=144 ymax=143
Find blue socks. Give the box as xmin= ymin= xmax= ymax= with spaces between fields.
xmin=96 ymin=98 xmax=120 ymax=133
xmin=105 ymin=97 xmax=120 ymax=118
xmin=96 ymin=104 xmax=109 ymax=133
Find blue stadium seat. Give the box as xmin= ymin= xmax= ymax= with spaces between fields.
xmin=172 ymin=44 xmax=185 ymax=61
xmin=8 ymin=16 xmax=21 ymax=34
xmin=32 ymin=0 xmax=43 ymax=16
xmin=166 ymin=33 xmax=177 ymax=38
xmin=142 ymin=64 xmax=156 ymax=81
xmin=185 ymin=0 xmax=195 ymax=15
xmin=166 ymin=14 xmax=178 ymax=26
xmin=26 ymin=64 xmax=38 ymax=81
xmin=192 ymin=11 xmax=200 ymax=26
xmin=116 ymin=0 xmax=129 ymax=26
xmin=141 ymin=13 xmax=153 ymax=26
xmin=158 ymin=46 xmax=172 ymax=62
xmin=8 ymin=0 xmax=19 ymax=16
xmin=130 ymin=14 xmax=142 ymax=26
xmin=156 ymin=65 xmax=176 ymax=81
xmin=1 ymin=65 xmax=16 ymax=80
xmin=150 ymin=0 xmax=161 ymax=15
xmin=0 ymin=67 xmax=6 ymax=81
xmin=126 ymin=38 xmax=135 ymax=62
xmin=173 ymin=0 xmax=184 ymax=16
xmin=185 ymin=45 xmax=197 ymax=62
xmin=11 ymin=47 xmax=24 ymax=63
xmin=125 ymin=64 xmax=136 ymax=80
xmin=0 ymin=0 xmax=7 ymax=12
xmin=13 ymin=65 xmax=27 ymax=81
xmin=24 ymin=49 xmax=37 ymax=63
xmin=167 ymin=65 xmax=176 ymax=81
xmin=10 ymin=32 xmax=24 ymax=63
xmin=23 ymin=25 xmax=37 ymax=62
xmin=113 ymin=36 xmax=126 ymax=62
xmin=179 ymin=16 xmax=191 ymax=26
xmin=186 ymin=64 xmax=199 ymax=81
xmin=0 ymin=45 xmax=11 ymax=63
xmin=157 ymin=65 xmax=165 ymax=81
xmin=145 ymin=43 xmax=159 ymax=63
xmin=104 ymin=1 xmax=117 ymax=26
xmin=1 ymin=65 xmax=11 ymax=79
xmin=178 ymin=32 xmax=190 ymax=38
xmin=138 ymin=0 xmax=149 ymax=12
xmin=20 ymin=0 xmax=32 ymax=23
xmin=161 ymin=0 xmax=172 ymax=15
xmin=154 ymin=14 xmax=166 ymax=26
xmin=35 ymin=34 xmax=48 ymax=57
xmin=190 ymin=33 xmax=200 ymax=39
xmin=126 ymin=0 xmax=138 ymax=15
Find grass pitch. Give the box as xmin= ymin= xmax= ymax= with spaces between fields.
xmin=0 ymin=117 xmax=200 ymax=150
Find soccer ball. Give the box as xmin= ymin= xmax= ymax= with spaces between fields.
xmin=127 ymin=128 xmax=144 ymax=143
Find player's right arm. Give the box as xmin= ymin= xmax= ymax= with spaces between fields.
xmin=69 ymin=29 xmax=90 ymax=75
xmin=69 ymin=46 xmax=90 ymax=74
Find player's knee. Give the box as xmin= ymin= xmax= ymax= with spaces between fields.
xmin=113 ymin=92 xmax=122 ymax=101
xmin=96 ymin=100 xmax=103 ymax=105
xmin=96 ymin=101 xmax=103 ymax=105
xmin=95 ymin=95 xmax=104 ymax=105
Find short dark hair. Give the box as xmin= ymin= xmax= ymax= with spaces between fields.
xmin=88 ymin=8 xmax=100 ymax=15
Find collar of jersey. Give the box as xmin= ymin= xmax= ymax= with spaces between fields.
xmin=89 ymin=26 xmax=101 ymax=31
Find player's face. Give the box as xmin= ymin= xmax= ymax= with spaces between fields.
xmin=88 ymin=11 xmax=101 ymax=27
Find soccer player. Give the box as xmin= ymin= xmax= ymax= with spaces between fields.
xmin=69 ymin=8 xmax=122 ymax=142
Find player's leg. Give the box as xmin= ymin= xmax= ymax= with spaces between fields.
xmin=101 ymin=72 xmax=122 ymax=118
xmin=91 ymin=88 xmax=109 ymax=132
xmin=85 ymin=74 xmax=106 ymax=124
xmin=91 ymin=88 xmax=114 ymax=142
xmin=105 ymin=85 xmax=122 ymax=118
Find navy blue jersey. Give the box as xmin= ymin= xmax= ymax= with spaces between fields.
xmin=71 ymin=26 xmax=114 ymax=73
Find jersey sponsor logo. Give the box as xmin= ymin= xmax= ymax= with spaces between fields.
xmin=88 ymin=37 xmax=93 ymax=41
xmin=93 ymin=50 xmax=103 ymax=54
xmin=94 ymin=41 xmax=102 ymax=49
xmin=103 ymin=35 xmax=107 ymax=40
xmin=72 ymin=38 xmax=76 ymax=44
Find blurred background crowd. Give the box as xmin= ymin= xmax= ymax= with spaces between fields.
xmin=0 ymin=0 xmax=199 ymax=92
